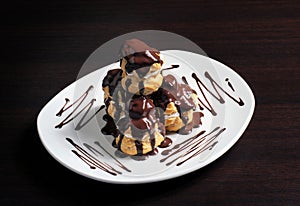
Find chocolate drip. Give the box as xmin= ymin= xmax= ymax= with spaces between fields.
xmin=147 ymin=148 xmax=159 ymax=156
xmin=101 ymin=114 xmax=119 ymax=137
xmin=150 ymin=138 xmax=156 ymax=151
xmin=178 ymin=122 xmax=193 ymax=135
xmin=135 ymin=140 xmax=143 ymax=155
xmin=192 ymin=112 xmax=204 ymax=128
xmin=181 ymin=76 xmax=188 ymax=85
xmin=138 ymin=81 xmax=145 ymax=95
xmin=159 ymin=137 xmax=173 ymax=148
xmin=102 ymin=69 xmax=123 ymax=99
xmin=163 ymin=74 xmax=196 ymax=110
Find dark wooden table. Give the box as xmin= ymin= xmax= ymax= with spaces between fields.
xmin=1 ymin=1 xmax=299 ymax=205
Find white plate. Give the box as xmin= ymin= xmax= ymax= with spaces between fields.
xmin=37 ymin=50 xmax=255 ymax=184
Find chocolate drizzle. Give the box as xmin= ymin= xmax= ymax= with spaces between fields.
xmin=225 ymin=78 xmax=235 ymax=92
xmin=93 ymin=141 xmax=131 ymax=172
xmin=160 ymin=127 xmax=226 ymax=166
xmin=161 ymin=64 xmax=179 ymax=73
xmin=66 ymin=138 xmax=121 ymax=175
xmin=189 ymin=72 xmax=244 ymax=116
xmin=55 ymin=85 xmax=104 ymax=130
xmin=176 ymin=127 xmax=226 ymax=166
xmin=56 ymin=85 xmax=93 ymax=117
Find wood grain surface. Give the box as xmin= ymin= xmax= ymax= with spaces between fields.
xmin=1 ymin=1 xmax=299 ymax=205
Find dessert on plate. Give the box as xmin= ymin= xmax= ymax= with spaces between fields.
xmin=102 ymin=39 xmax=203 ymax=156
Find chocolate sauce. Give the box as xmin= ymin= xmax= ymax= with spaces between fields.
xmin=150 ymin=74 xmax=198 ymax=134
xmin=176 ymin=127 xmax=226 ymax=166
xmin=129 ymin=96 xmax=154 ymax=120
xmin=150 ymin=137 xmax=156 ymax=151
xmin=112 ymin=139 xmax=118 ymax=148
xmin=160 ymin=130 xmax=206 ymax=162
xmin=181 ymin=76 xmax=188 ymax=85
xmin=191 ymin=72 xmax=244 ymax=116
xmin=102 ymin=69 xmax=123 ymax=98
xmin=117 ymin=134 xmax=125 ymax=150
xmin=56 ymin=85 xmax=93 ymax=117
xmin=56 ymin=98 xmax=70 ymax=117
xmin=55 ymin=86 xmax=104 ymax=130
xmin=160 ymin=127 xmax=225 ymax=166
xmin=104 ymin=93 xmax=163 ymax=156
xmin=225 ymin=78 xmax=235 ymax=92
xmin=71 ymin=150 xmax=96 ymax=169
xmin=94 ymin=141 xmax=132 ymax=172
xmin=159 ymin=137 xmax=173 ymax=148
xmin=135 ymin=140 xmax=143 ymax=155
xmin=147 ymin=148 xmax=159 ymax=156
xmin=122 ymin=50 xmax=162 ymax=75
xmin=161 ymin=64 xmax=179 ymax=73
xmin=178 ymin=122 xmax=193 ymax=135
xmin=75 ymin=105 xmax=105 ymax=130
xmin=66 ymin=138 xmax=120 ymax=175
xmin=101 ymin=114 xmax=119 ymax=137
xmin=102 ymin=69 xmax=202 ymax=156
xmin=138 ymin=81 xmax=145 ymax=94
xmin=192 ymin=112 xmax=204 ymax=128
xmin=83 ymin=143 xmax=104 ymax=156
xmin=120 ymin=39 xmax=162 ymax=75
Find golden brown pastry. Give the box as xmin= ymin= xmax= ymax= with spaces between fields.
xmin=101 ymin=39 xmax=204 ymax=156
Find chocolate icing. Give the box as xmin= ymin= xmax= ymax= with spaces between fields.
xmin=118 ymin=95 xmax=158 ymax=138
xmin=102 ymin=69 xmax=123 ymax=107
xmin=150 ymin=74 xmax=196 ymax=113
xmin=123 ymin=51 xmax=163 ymax=76
xmin=121 ymin=39 xmax=158 ymax=57
xmin=129 ymin=95 xmax=155 ymax=120
xmin=120 ymin=39 xmax=163 ymax=76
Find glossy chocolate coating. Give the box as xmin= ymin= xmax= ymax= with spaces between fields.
xmin=120 ymin=39 xmax=163 ymax=76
